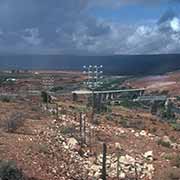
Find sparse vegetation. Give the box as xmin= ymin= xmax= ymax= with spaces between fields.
xmin=0 ymin=70 xmax=180 ymax=180
xmin=0 ymin=160 xmax=25 ymax=180
xmin=37 ymin=144 xmax=50 ymax=154
xmin=165 ymin=168 xmax=180 ymax=180
xmin=3 ymin=112 xmax=24 ymax=133
xmin=119 ymin=100 xmax=143 ymax=109
xmin=171 ymin=123 xmax=180 ymax=131
xmin=41 ymin=91 xmax=51 ymax=103
xmin=159 ymin=106 xmax=176 ymax=122
xmin=157 ymin=139 xmax=171 ymax=148
xmin=50 ymin=86 xmax=63 ymax=92
xmin=171 ymin=155 xmax=180 ymax=168
xmin=1 ymin=97 xmax=11 ymax=103
xmin=60 ymin=126 xmax=76 ymax=136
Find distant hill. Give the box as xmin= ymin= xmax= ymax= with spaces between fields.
xmin=0 ymin=54 xmax=180 ymax=75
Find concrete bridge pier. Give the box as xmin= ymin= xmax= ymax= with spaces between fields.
xmin=139 ymin=90 xmax=145 ymax=96
xmin=72 ymin=93 xmax=78 ymax=102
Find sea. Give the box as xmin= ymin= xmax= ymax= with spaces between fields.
xmin=0 ymin=54 xmax=180 ymax=76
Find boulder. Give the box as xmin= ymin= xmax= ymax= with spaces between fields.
xmin=67 ymin=138 xmax=78 ymax=150
xmin=144 ymin=151 xmax=153 ymax=161
xmin=119 ymin=155 xmax=135 ymax=165
xmin=140 ymin=130 xmax=147 ymax=136
xmin=162 ymin=136 xmax=172 ymax=144
xmin=115 ymin=142 xmax=122 ymax=150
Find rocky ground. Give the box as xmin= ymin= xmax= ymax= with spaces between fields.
xmin=0 ymin=70 xmax=180 ymax=180
xmin=0 ymin=99 xmax=179 ymax=180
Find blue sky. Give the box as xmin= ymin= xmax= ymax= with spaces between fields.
xmin=0 ymin=0 xmax=180 ymax=55
xmin=88 ymin=2 xmax=180 ymax=24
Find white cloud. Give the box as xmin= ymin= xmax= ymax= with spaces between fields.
xmin=170 ymin=17 xmax=180 ymax=32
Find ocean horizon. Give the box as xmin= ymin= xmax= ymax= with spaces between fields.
xmin=0 ymin=54 xmax=180 ymax=76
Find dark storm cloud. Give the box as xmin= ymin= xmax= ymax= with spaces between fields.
xmin=0 ymin=0 xmax=112 ymax=53
xmin=0 ymin=0 xmax=87 ymax=29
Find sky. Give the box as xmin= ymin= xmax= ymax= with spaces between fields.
xmin=0 ymin=0 xmax=180 ymax=55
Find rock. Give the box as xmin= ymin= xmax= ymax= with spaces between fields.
xmin=52 ymin=168 xmax=57 ymax=174
xmin=143 ymin=163 xmax=154 ymax=179
xmin=144 ymin=151 xmax=153 ymax=161
xmin=90 ymin=164 xmax=101 ymax=177
xmin=119 ymin=155 xmax=135 ymax=165
xmin=131 ymin=129 xmax=135 ymax=133
xmin=177 ymin=144 xmax=180 ymax=150
xmin=140 ymin=130 xmax=147 ymax=136
xmin=172 ymin=143 xmax=178 ymax=150
xmin=119 ymin=172 xmax=126 ymax=178
xmin=67 ymin=138 xmax=78 ymax=150
xmin=162 ymin=136 xmax=172 ymax=144
xmin=115 ymin=142 xmax=122 ymax=150
xmin=62 ymin=142 xmax=68 ymax=149
xmin=94 ymin=170 xmax=101 ymax=178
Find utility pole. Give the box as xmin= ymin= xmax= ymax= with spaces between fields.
xmin=102 ymin=143 xmax=107 ymax=180
xmin=41 ymin=75 xmax=54 ymax=110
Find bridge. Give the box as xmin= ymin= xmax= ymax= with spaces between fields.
xmin=72 ymin=88 xmax=145 ymax=102
xmin=72 ymin=88 xmax=145 ymax=95
xmin=133 ymin=95 xmax=167 ymax=102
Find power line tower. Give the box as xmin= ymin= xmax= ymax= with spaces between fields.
xmin=83 ymin=65 xmax=103 ymax=123
xmin=41 ymin=76 xmax=55 ymax=92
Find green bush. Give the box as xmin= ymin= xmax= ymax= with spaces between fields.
xmin=41 ymin=91 xmax=51 ymax=103
xmin=37 ymin=144 xmax=50 ymax=154
xmin=1 ymin=97 xmax=10 ymax=103
xmin=50 ymin=86 xmax=63 ymax=92
xmin=0 ymin=160 xmax=25 ymax=180
xmin=171 ymin=123 xmax=180 ymax=131
xmin=4 ymin=112 xmax=24 ymax=133
xmin=119 ymin=118 xmax=129 ymax=128
xmin=60 ymin=126 xmax=76 ymax=136
xmin=119 ymin=100 xmax=143 ymax=109
xmin=157 ymin=139 xmax=171 ymax=148
xmin=171 ymin=155 xmax=180 ymax=168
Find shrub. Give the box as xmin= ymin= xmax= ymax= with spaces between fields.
xmin=41 ymin=91 xmax=51 ymax=103
xmin=167 ymin=168 xmax=180 ymax=180
xmin=37 ymin=144 xmax=50 ymax=154
xmin=106 ymin=115 xmax=113 ymax=121
xmin=171 ymin=123 xmax=180 ymax=131
xmin=119 ymin=119 xmax=145 ymax=130
xmin=1 ymin=97 xmax=10 ymax=103
xmin=4 ymin=112 xmax=24 ymax=133
xmin=164 ymin=154 xmax=174 ymax=161
xmin=50 ymin=86 xmax=63 ymax=92
xmin=171 ymin=155 xmax=180 ymax=168
xmin=157 ymin=139 xmax=171 ymax=148
xmin=0 ymin=160 xmax=25 ymax=180
xmin=150 ymin=127 xmax=157 ymax=133
xmin=60 ymin=126 xmax=76 ymax=136
xmin=119 ymin=100 xmax=142 ymax=109
xmin=119 ymin=118 xmax=129 ymax=128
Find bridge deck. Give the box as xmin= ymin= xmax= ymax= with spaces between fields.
xmin=72 ymin=88 xmax=145 ymax=95
xmin=134 ymin=95 xmax=167 ymax=101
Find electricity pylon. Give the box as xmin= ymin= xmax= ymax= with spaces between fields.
xmin=83 ymin=65 xmax=103 ymax=123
